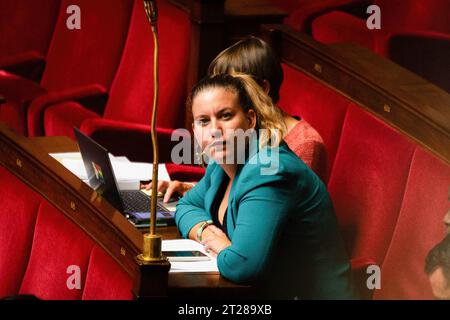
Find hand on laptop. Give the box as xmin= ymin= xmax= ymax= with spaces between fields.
xmin=143 ymin=180 xmax=196 ymax=203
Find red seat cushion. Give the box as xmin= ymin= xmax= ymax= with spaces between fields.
xmin=0 ymin=167 xmax=42 ymax=298
xmin=165 ymin=163 xmax=206 ymax=182
xmin=279 ymin=64 xmax=350 ymax=182
xmin=373 ymin=147 xmax=450 ymax=299
xmin=328 ymin=103 xmax=415 ymax=265
xmin=44 ymin=101 xmax=100 ymax=139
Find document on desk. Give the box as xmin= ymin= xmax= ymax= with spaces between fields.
xmin=162 ymin=239 xmax=219 ymax=273
xmin=49 ymin=152 xmax=171 ymax=189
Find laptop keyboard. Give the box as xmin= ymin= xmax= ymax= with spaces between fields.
xmin=119 ymin=190 xmax=170 ymax=214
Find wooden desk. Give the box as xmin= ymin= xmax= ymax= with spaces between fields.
xmin=30 ymin=136 xmax=252 ymax=298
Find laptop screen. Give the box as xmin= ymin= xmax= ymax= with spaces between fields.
xmin=73 ymin=128 xmax=125 ymax=212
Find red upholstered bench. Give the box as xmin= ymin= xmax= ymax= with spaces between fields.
xmin=278 ymin=62 xmax=450 ymax=299
xmin=30 ymin=0 xmax=191 ymax=166
xmin=1 ymin=0 xmax=134 ymax=136
xmin=311 ymin=0 xmax=450 ymax=91
xmin=0 ymin=166 xmax=134 ymax=300
xmin=373 ymin=147 xmax=450 ymax=299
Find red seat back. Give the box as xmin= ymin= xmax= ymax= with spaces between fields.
xmin=373 ymin=147 xmax=450 ymax=299
xmin=0 ymin=165 xmax=134 ymax=300
xmin=41 ymin=0 xmax=133 ymax=91
xmin=0 ymin=167 xmax=41 ymax=298
xmin=19 ymin=201 xmax=96 ymax=299
xmin=279 ymin=64 xmax=350 ymax=182
xmin=327 ymin=103 xmax=415 ymax=265
xmin=0 ymin=0 xmax=61 ymax=59
xmin=277 ymin=0 xmax=359 ymax=32
xmin=103 ymin=0 xmax=191 ymax=129
xmin=375 ymin=0 xmax=450 ymax=34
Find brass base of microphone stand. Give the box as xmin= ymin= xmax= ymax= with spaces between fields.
xmin=134 ymin=233 xmax=170 ymax=299
xmin=137 ymin=233 xmax=167 ymax=262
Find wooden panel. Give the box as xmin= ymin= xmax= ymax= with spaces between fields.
xmin=224 ymin=0 xmax=287 ymax=45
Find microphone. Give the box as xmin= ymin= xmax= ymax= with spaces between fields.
xmin=138 ymin=0 xmax=163 ymax=263
xmin=143 ymin=0 xmax=158 ymax=28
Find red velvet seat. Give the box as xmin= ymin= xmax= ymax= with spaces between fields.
xmin=1 ymin=0 xmax=133 ymax=135
xmin=269 ymin=0 xmax=363 ymax=32
xmin=82 ymin=245 xmax=134 ymax=300
xmin=32 ymin=0 xmax=191 ymax=164
xmin=0 ymin=165 xmax=134 ymax=300
xmin=327 ymin=103 xmax=415 ymax=266
xmin=373 ymin=147 xmax=450 ymax=300
xmin=276 ymin=63 xmax=449 ymax=299
xmin=19 ymin=201 xmax=97 ymax=299
xmin=279 ymin=64 xmax=350 ymax=183
xmin=311 ymin=0 xmax=450 ymax=91
xmin=0 ymin=0 xmax=61 ymax=80
xmin=0 ymin=167 xmax=42 ymax=298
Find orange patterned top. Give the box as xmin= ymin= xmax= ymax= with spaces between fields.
xmin=283 ymin=119 xmax=326 ymax=180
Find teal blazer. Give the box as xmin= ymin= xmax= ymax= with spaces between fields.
xmin=175 ymin=143 xmax=356 ymax=299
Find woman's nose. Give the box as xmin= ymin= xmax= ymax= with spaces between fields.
xmin=209 ymin=128 xmax=222 ymax=140
xmin=209 ymin=120 xmax=223 ymax=138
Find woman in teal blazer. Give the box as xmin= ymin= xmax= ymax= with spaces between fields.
xmin=175 ymin=73 xmax=355 ymax=299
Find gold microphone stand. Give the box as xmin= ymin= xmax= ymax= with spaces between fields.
xmin=137 ymin=0 xmax=166 ymax=263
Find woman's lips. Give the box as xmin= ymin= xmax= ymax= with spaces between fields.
xmin=206 ymin=140 xmax=226 ymax=150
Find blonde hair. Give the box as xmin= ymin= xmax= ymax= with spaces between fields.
xmin=189 ymin=72 xmax=286 ymax=150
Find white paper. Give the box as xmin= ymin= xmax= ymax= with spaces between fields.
xmin=162 ymin=239 xmax=219 ymax=273
xmin=49 ymin=152 xmax=171 ymax=188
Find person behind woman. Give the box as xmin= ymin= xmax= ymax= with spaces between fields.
xmin=153 ymin=37 xmax=326 ymax=202
xmin=175 ymin=72 xmax=355 ymax=299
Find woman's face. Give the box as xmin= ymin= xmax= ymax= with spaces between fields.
xmin=192 ymin=87 xmax=256 ymax=164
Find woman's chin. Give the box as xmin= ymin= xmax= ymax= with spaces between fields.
xmin=209 ymin=150 xmax=231 ymax=164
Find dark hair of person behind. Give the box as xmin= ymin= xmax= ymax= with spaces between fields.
xmin=425 ymin=234 xmax=450 ymax=281
xmin=208 ymin=36 xmax=284 ymax=104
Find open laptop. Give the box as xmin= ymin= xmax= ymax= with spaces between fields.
xmin=73 ymin=128 xmax=176 ymax=227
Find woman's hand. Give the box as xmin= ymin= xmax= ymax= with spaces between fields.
xmin=201 ymin=225 xmax=231 ymax=257
xmin=144 ymin=180 xmax=195 ymax=203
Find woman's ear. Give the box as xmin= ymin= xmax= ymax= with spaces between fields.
xmin=247 ymin=109 xmax=257 ymax=129
xmin=262 ymin=80 xmax=271 ymax=95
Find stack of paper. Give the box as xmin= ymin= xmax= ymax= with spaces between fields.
xmin=49 ymin=152 xmax=171 ymax=189
xmin=162 ymin=239 xmax=219 ymax=273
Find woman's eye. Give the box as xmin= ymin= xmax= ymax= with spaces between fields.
xmin=195 ymin=119 xmax=209 ymax=126
xmin=221 ymin=113 xmax=232 ymax=120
